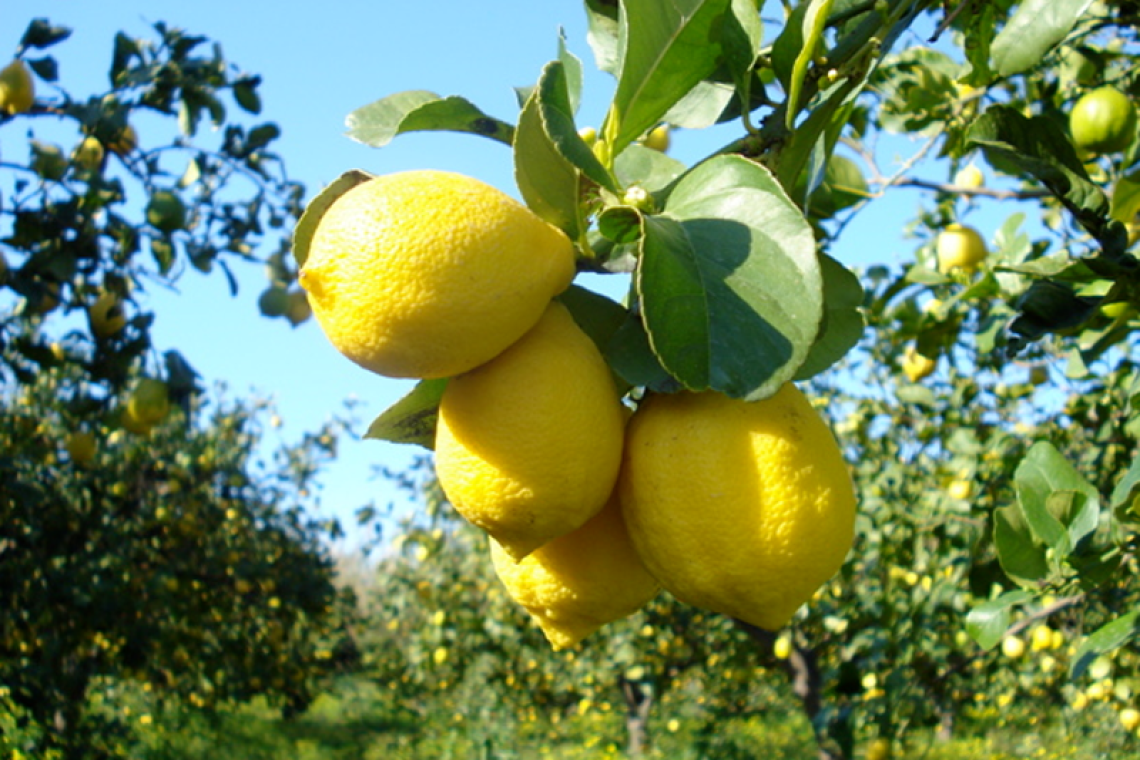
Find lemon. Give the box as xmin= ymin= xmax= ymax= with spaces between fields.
xmin=901 ymin=345 xmax=936 ymax=383
xmin=1001 ymin=635 xmax=1026 ymax=659
xmin=0 ymin=60 xmax=34 ymax=115
xmin=146 ymin=190 xmax=187 ymax=234
xmin=618 ymin=383 xmax=856 ymax=632
xmin=108 ymin=123 xmax=138 ymax=157
xmin=1120 ymin=707 xmax=1140 ymax=732
xmin=65 ymin=431 xmax=97 ymax=466
xmin=954 ymin=164 xmax=985 ymax=189
xmin=489 ymin=492 xmax=659 ymax=650
xmin=642 ymin=124 xmax=671 ymax=152
xmin=1070 ymin=86 xmax=1137 ymax=155
xmin=72 ymin=136 xmax=105 ymax=172
xmin=936 ymin=223 xmax=987 ymax=273
xmin=435 ymin=301 xmax=625 ymax=560
xmin=127 ymin=378 xmax=171 ymax=427
xmin=866 ymin=738 xmax=893 ymax=760
xmin=88 ymin=292 xmax=127 ymax=338
xmin=299 ymin=170 xmax=575 ymax=379
xmin=1031 ymin=624 xmax=1055 ymax=652
xmin=258 ymin=286 xmax=290 ymax=318
xmin=285 ymin=289 xmax=312 ymax=326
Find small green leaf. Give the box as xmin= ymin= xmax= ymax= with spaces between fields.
xmin=1110 ymin=172 xmax=1140 ymax=224
xmin=19 ymin=19 xmax=72 ymax=51
xmin=605 ymin=0 xmax=732 ymax=155
xmin=346 ymin=91 xmax=514 ymax=148
xmin=291 ymin=170 xmax=372 ymax=268
xmin=1110 ymin=455 xmax=1140 ymax=514
xmin=637 ymin=156 xmax=821 ymax=400
xmin=966 ymin=589 xmax=1034 ymax=651
xmin=991 ymin=0 xmax=1093 ymax=78
xmin=232 ymin=78 xmax=262 ymax=115
xmin=597 ymin=206 xmax=645 ymax=246
xmin=27 ymin=56 xmax=58 ymax=83
xmin=1071 ymin=611 xmax=1140 ymax=680
xmin=364 ymin=379 xmax=449 ymax=449
xmin=557 ymin=31 xmax=584 ymax=116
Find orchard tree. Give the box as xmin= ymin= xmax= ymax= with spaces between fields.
xmin=301 ymin=1 xmax=1140 ymax=758
xmin=0 ymin=18 xmax=352 ymax=758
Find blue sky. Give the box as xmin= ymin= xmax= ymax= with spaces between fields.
xmin=5 ymin=1 xmax=1016 ymax=550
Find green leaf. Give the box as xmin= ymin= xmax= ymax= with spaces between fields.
xmin=606 ymin=316 xmax=682 ymax=393
xmin=783 ymin=0 xmax=836 ymax=128
xmin=993 ymin=504 xmax=1050 ymax=588
xmin=514 ymin=61 xmax=616 ymax=238
xmin=291 ymin=170 xmax=373 ymax=269
xmin=966 ymin=589 xmax=1034 ymax=651
xmin=1110 ymin=455 xmax=1140 ymax=514
xmin=795 ymin=253 xmax=865 ymax=380
xmin=637 ymin=156 xmax=822 ymax=400
xmin=364 ymin=379 xmax=449 ymax=450
xmin=346 ymin=91 xmax=514 ymax=148
xmin=19 ymin=19 xmax=72 ymax=51
xmin=557 ymin=284 xmax=629 ymax=357
xmin=1110 ymin=171 xmax=1140 ymax=224
xmin=991 ymin=0 xmax=1093 ymax=78
xmin=1014 ymin=441 xmax=1098 ymax=554
xmin=605 ymin=0 xmax=732 ymax=156
xmin=1071 ymin=610 xmax=1140 ymax=680
xmin=584 ymin=0 xmax=621 ymax=75
xmin=614 ymin=143 xmax=687 ymax=194
xmin=557 ymin=31 xmax=584 ymax=116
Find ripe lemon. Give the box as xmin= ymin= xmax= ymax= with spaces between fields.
xmin=88 ymin=292 xmax=127 ymax=338
xmin=299 ymin=170 xmax=575 ymax=379
xmin=435 ymin=301 xmax=626 ymax=560
xmin=1120 ymin=707 xmax=1140 ymax=732
xmin=489 ymin=492 xmax=659 ymax=650
xmin=618 ymin=383 xmax=856 ymax=631
xmin=72 ymin=136 xmax=105 ymax=172
xmin=901 ymin=345 xmax=936 ymax=383
xmin=0 ymin=60 xmax=34 ymax=115
xmin=954 ymin=164 xmax=985 ymax=189
xmin=127 ymin=378 xmax=171 ymax=427
xmin=936 ymin=223 xmax=987 ymax=273
xmin=1001 ymin=635 xmax=1026 ymax=659
xmin=866 ymin=738 xmax=893 ymax=760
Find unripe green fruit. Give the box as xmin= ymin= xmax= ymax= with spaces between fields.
xmin=1070 ymin=86 xmax=1137 ymax=155
xmin=146 ymin=191 xmax=187 ymax=234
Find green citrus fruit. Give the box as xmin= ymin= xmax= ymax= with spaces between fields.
xmin=1070 ymin=86 xmax=1137 ymax=155
xmin=65 ymin=431 xmax=98 ymax=466
xmin=146 ymin=191 xmax=187 ymax=233
xmin=936 ymin=223 xmax=987 ymax=273
xmin=127 ymin=378 xmax=171 ymax=427
xmin=258 ymin=286 xmax=291 ymax=318
xmin=88 ymin=292 xmax=127 ymax=338
xmin=72 ymin=136 xmax=105 ymax=172
xmin=642 ymin=124 xmax=671 ymax=152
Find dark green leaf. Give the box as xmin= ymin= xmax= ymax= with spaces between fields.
xmin=346 ymin=91 xmax=514 ymax=148
xmin=606 ymin=0 xmax=731 ymax=155
xmin=1111 ymin=455 xmax=1140 ymax=515
xmin=232 ymin=78 xmax=262 ymax=115
xmin=1014 ymin=441 xmax=1098 ymax=554
xmin=291 ymin=170 xmax=372 ymax=269
xmin=991 ymin=0 xmax=1093 ymax=78
xmin=597 ymin=206 xmax=645 ymax=246
xmin=795 ymin=253 xmax=865 ymax=380
xmin=26 ymin=56 xmax=58 ymax=83
xmin=1071 ymin=611 xmax=1140 ymax=680
xmin=19 ymin=19 xmax=72 ymax=51
xmin=638 ymin=156 xmax=821 ymax=400
xmin=557 ymin=284 xmax=629 ymax=356
xmin=966 ymin=589 xmax=1034 ymax=650
xmin=364 ymin=379 xmax=449 ymax=449
xmin=606 ymin=316 xmax=683 ymax=393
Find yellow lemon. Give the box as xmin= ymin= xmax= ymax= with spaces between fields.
xmin=299 ymin=170 xmax=575 ymax=379
xmin=936 ymin=223 xmax=987 ymax=273
xmin=88 ymin=292 xmax=127 ymax=338
xmin=642 ymin=124 xmax=671 ymax=152
xmin=72 ymin=136 xmax=105 ymax=172
xmin=1120 ymin=707 xmax=1140 ymax=732
xmin=435 ymin=301 xmax=625 ymax=560
xmin=0 ymin=60 xmax=34 ymax=115
xmin=108 ymin=123 xmax=138 ymax=157
xmin=127 ymin=378 xmax=170 ymax=427
xmin=866 ymin=738 xmax=893 ymax=760
xmin=954 ymin=164 xmax=985 ymax=189
xmin=489 ymin=492 xmax=659 ymax=650
xmin=901 ymin=345 xmax=936 ymax=383
xmin=1002 ymin=635 xmax=1026 ymax=659
xmin=618 ymin=383 xmax=856 ymax=631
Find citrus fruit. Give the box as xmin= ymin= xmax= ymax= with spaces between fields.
xmin=88 ymin=292 xmax=127 ymax=338
xmin=1001 ymin=635 xmax=1026 ymax=659
xmin=618 ymin=383 xmax=856 ymax=632
xmin=1120 ymin=707 xmax=1140 ymax=732
xmin=489 ymin=492 xmax=659 ymax=650
xmin=901 ymin=345 xmax=936 ymax=383
xmin=0 ymin=60 xmax=34 ymax=115
xmin=936 ymin=223 xmax=987 ymax=273
xmin=954 ymin=164 xmax=985 ymax=189
xmin=866 ymin=738 xmax=893 ymax=760
xmin=1069 ymin=86 xmax=1137 ymax=155
xmin=65 ymin=431 xmax=97 ymax=466
xmin=285 ymin=289 xmax=312 ymax=326
xmin=258 ymin=286 xmax=290 ymax=318
xmin=435 ymin=301 xmax=625 ymax=560
xmin=108 ymin=123 xmax=138 ymax=156
xmin=146 ymin=190 xmax=187 ymax=233
xmin=72 ymin=136 xmax=105 ymax=172
xmin=298 ymin=170 xmax=575 ymax=379
xmin=127 ymin=378 xmax=171 ymax=427
xmin=642 ymin=124 xmax=671 ymax=152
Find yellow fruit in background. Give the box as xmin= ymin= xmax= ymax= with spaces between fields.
xmin=88 ymin=292 xmax=127 ymax=338
xmin=618 ymin=383 xmax=856 ymax=632
xmin=108 ymin=123 xmax=138 ymax=156
xmin=901 ymin=345 xmax=936 ymax=383
xmin=127 ymin=378 xmax=170 ymax=427
xmin=773 ymin=635 xmax=792 ymax=660
xmin=1120 ymin=707 xmax=1140 ymax=732
xmin=642 ymin=124 xmax=671 ymax=152
xmin=947 ymin=479 xmax=972 ymax=500
xmin=1002 ymin=635 xmax=1026 ymax=659
xmin=866 ymin=738 xmax=893 ymax=760
xmin=65 ymin=431 xmax=97 ymax=465
xmin=72 ymin=136 xmax=105 ymax=172
xmin=299 ymin=170 xmax=575 ymax=379
xmin=1031 ymin=624 xmax=1055 ymax=652
xmin=435 ymin=302 xmax=625 ymax=560
xmin=1070 ymin=86 xmax=1137 ymax=155
xmin=120 ymin=405 xmax=153 ymax=436
xmin=489 ymin=493 xmax=659 ymax=650
xmin=936 ymin=223 xmax=987 ymax=273
xmin=0 ymin=60 xmax=35 ymax=115
xmin=954 ymin=164 xmax=985 ymax=189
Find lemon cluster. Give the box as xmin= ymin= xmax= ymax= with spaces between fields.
xmin=300 ymin=169 xmax=856 ymax=649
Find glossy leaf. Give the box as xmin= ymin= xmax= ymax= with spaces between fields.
xmin=291 ymin=170 xmax=372 ymax=268
xmin=991 ymin=0 xmax=1093 ymax=78
xmin=966 ymin=589 xmax=1034 ymax=650
xmin=346 ymin=91 xmax=514 ymax=148
xmin=993 ymin=504 xmax=1050 ymax=588
xmin=364 ymin=379 xmax=448 ymax=450
xmin=1071 ymin=610 xmax=1140 ymax=680
xmin=1014 ymin=442 xmax=1098 ymax=555
xmin=795 ymin=253 xmax=866 ymax=380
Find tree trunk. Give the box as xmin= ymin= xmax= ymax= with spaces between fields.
xmin=619 ymin=676 xmax=654 ymax=758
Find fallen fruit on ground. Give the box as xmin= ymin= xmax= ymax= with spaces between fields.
xmin=298 ymin=169 xmax=575 ymax=379
xmin=435 ymin=301 xmax=625 ymax=560
xmin=618 ymin=383 xmax=856 ymax=632
xmin=936 ymin=223 xmax=987 ymax=273
xmin=489 ymin=492 xmax=659 ymax=650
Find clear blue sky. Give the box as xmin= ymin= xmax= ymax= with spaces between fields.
xmin=5 ymin=1 xmax=1020 ymax=550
